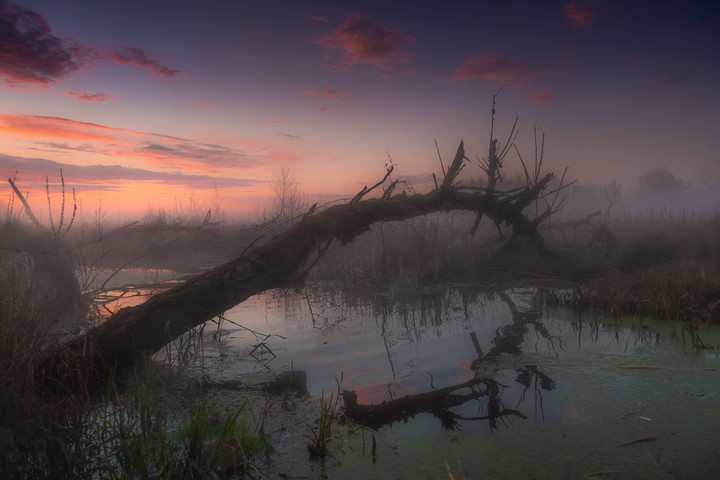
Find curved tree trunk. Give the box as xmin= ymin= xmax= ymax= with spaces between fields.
xmin=44 ymin=142 xmax=559 ymax=383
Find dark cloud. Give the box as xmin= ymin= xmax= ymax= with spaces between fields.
xmin=107 ymin=47 xmax=179 ymax=79
xmin=311 ymin=14 xmax=414 ymax=73
xmin=0 ymin=1 xmax=82 ymax=84
xmin=0 ymin=153 xmax=257 ymax=190
xmin=0 ymin=1 xmax=178 ymax=86
xmin=277 ymin=133 xmax=301 ymax=139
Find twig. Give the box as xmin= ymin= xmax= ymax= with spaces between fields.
xmin=614 ymin=436 xmax=656 ymax=448
xmin=440 ymin=141 xmax=466 ymax=189
xmin=351 ymin=164 xmax=394 ymax=203
xmin=7 ymin=177 xmax=42 ymax=229
xmin=583 ymin=471 xmax=621 ymax=478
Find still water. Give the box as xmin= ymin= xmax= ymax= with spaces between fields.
xmin=98 ymin=271 xmax=720 ymax=479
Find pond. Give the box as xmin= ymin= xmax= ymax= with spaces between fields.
xmin=96 ymin=270 xmax=720 ymax=479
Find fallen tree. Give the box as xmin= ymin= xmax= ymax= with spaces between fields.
xmin=41 ymin=136 xmax=568 ymax=386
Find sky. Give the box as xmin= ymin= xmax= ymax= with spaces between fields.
xmin=1 ymin=0 xmax=719 ymax=223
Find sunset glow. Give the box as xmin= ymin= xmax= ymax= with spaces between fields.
xmin=1 ymin=0 xmax=718 ymax=222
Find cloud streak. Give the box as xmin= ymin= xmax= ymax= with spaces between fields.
xmin=311 ymin=14 xmax=414 ymax=73
xmin=0 ymin=1 xmax=178 ymax=87
xmin=107 ymin=46 xmax=179 ymax=79
xmin=0 ymin=114 xmax=306 ymax=173
xmin=452 ymin=54 xmax=531 ymax=86
xmin=64 ymin=90 xmax=113 ymax=102
xmin=0 ymin=153 xmax=258 ymax=191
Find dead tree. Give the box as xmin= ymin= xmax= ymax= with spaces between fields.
xmin=42 ymin=140 xmax=567 ymax=386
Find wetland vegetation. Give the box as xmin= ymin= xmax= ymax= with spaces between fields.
xmin=2 ymin=112 xmax=719 ymax=478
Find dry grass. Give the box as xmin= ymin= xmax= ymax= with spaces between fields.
xmin=0 ymin=246 xmax=93 ymax=476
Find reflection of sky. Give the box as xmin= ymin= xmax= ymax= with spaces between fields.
xmin=194 ymin=287 xmax=675 ymax=403
xmin=78 ymin=273 xmax=718 ymax=444
xmin=2 ymin=1 xmax=718 ymax=220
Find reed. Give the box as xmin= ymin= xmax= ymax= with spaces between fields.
xmin=306 ymin=372 xmax=344 ymax=459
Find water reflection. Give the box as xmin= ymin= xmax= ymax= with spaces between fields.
xmin=197 ymin=284 xmax=671 ymax=433
xmin=341 ymin=288 xmax=560 ymax=430
xmin=94 ymin=272 xmax=720 ymax=477
xmin=96 ymin=270 xmax=697 ymax=435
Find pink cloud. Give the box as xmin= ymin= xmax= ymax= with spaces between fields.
xmin=267 ymin=119 xmax=285 ymax=125
xmin=564 ymin=1 xmax=596 ymax=28
xmin=65 ymin=90 xmax=113 ymax=102
xmin=0 ymin=114 xmax=309 ymax=174
xmin=452 ymin=54 xmax=531 ymax=86
xmin=194 ymin=101 xmax=215 ymax=109
xmin=529 ymin=90 xmax=554 ymax=105
xmin=0 ymin=1 xmax=178 ymax=87
xmin=311 ymin=14 xmax=414 ymax=73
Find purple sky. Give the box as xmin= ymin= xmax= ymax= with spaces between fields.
xmin=1 ymin=0 xmax=718 ymax=220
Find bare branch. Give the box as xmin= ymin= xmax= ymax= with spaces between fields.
xmin=435 ymin=139 xmax=446 ymax=180
xmin=351 ymin=164 xmax=394 ymax=203
xmin=7 ymin=178 xmax=42 ymax=229
xmin=440 ymin=141 xmax=466 ymax=189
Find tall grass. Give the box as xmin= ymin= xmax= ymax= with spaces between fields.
xmin=0 ymin=234 xmax=264 ymax=477
xmin=100 ymin=360 xmax=263 ymax=479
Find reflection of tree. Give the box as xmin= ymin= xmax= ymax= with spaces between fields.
xmin=471 ymin=290 xmax=561 ymax=365
xmin=342 ymin=376 xmax=526 ymax=431
xmin=342 ymin=289 xmax=561 ymax=431
xmin=471 ymin=290 xmax=557 ymax=422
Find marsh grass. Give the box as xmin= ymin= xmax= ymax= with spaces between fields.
xmin=2 ymin=346 xmax=265 ymax=478
xmin=101 ymin=359 xmax=263 ymax=479
xmin=306 ymin=372 xmax=343 ymax=460
xmin=540 ymin=262 xmax=720 ymax=332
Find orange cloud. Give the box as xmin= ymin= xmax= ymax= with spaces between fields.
xmin=563 ymin=1 xmax=596 ymax=28
xmin=0 ymin=114 xmax=269 ymax=172
xmin=0 ymin=114 xmax=121 ymax=142
xmin=452 ymin=54 xmax=531 ymax=86
xmin=311 ymin=14 xmax=414 ymax=73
